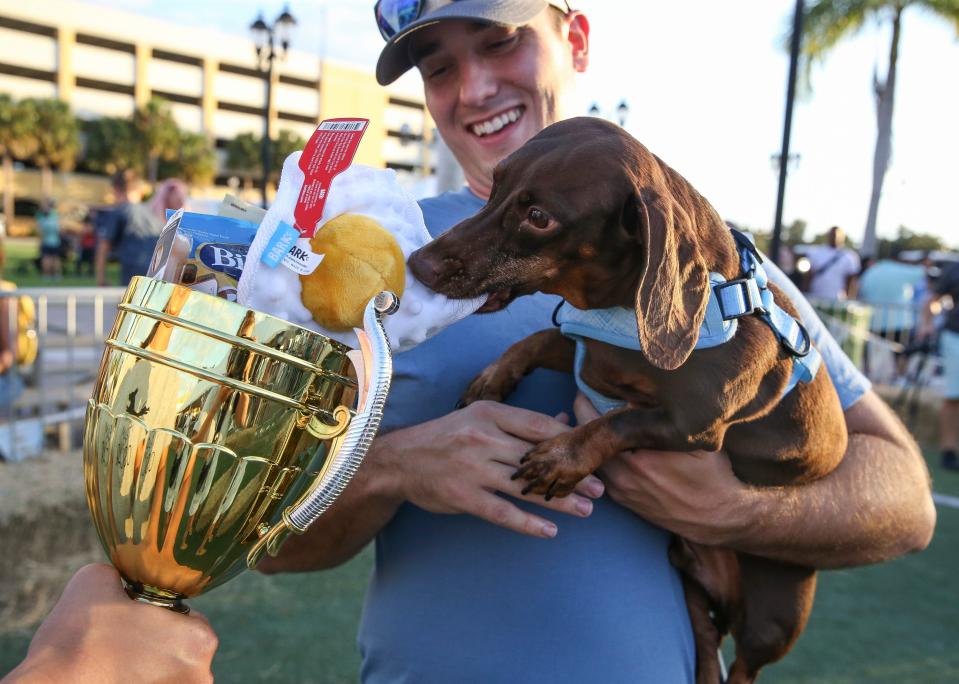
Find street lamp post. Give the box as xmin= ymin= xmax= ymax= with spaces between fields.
xmin=771 ymin=0 xmax=805 ymax=269
xmin=615 ymin=100 xmax=629 ymax=127
xmin=588 ymin=100 xmax=630 ymax=128
xmin=250 ymin=5 xmax=297 ymax=208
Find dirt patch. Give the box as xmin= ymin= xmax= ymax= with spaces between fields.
xmin=0 ymin=452 xmax=103 ymax=630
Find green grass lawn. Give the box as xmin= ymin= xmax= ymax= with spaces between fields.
xmin=2 ymin=451 xmax=957 ymax=682
xmin=1 ymin=238 xmax=119 ymax=287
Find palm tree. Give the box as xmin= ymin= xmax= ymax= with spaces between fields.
xmin=23 ymin=98 xmax=79 ymax=200
xmin=225 ymin=132 xmax=261 ymax=190
xmin=270 ymin=129 xmax=306 ymax=183
xmin=226 ymin=130 xmax=307 ymax=191
xmin=160 ymin=131 xmax=217 ymax=187
xmin=0 ymin=95 xmax=37 ymax=228
xmin=133 ymin=97 xmax=179 ymax=185
xmin=797 ymin=0 xmax=959 ymax=257
xmin=82 ymin=116 xmax=144 ymax=175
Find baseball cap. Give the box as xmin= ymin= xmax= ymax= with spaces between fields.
xmin=374 ymin=0 xmax=571 ymax=85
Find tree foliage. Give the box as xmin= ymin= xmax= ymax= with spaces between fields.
xmin=225 ymin=129 xmax=308 ymax=184
xmin=21 ymin=98 xmax=79 ymax=199
xmin=0 ymin=94 xmax=37 ymax=161
xmin=0 ymin=95 xmax=38 ymax=223
xmin=24 ymin=98 xmax=79 ymax=172
xmin=133 ymin=97 xmax=180 ymax=183
xmin=271 ymin=129 xmax=306 ymax=181
xmin=225 ymin=132 xmax=260 ymax=184
xmin=2 ymin=93 xmax=311 ymax=206
xmin=877 ymin=226 xmax=947 ymax=258
xmin=82 ymin=116 xmax=143 ymax=174
xmin=160 ymin=131 xmax=217 ymax=186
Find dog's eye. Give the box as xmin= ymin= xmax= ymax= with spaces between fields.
xmin=526 ymin=207 xmax=551 ymax=230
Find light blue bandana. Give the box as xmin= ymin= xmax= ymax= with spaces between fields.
xmin=556 ymin=230 xmax=821 ymax=414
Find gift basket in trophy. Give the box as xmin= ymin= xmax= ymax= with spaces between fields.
xmin=83 ymin=119 xmax=485 ymax=612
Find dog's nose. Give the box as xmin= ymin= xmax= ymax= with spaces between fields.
xmin=408 ymin=248 xmax=450 ymax=287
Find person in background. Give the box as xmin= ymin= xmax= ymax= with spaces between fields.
xmin=94 ymin=170 xmax=164 ymax=287
xmin=919 ymin=259 xmax=959 ymax=471
xmin=149 ymin=178 xmax=189 ymax=224
xmin=857 ymin=253 xmax=928 ymax=379
xmin=35 ymin=200 xmax=61 ymax=280
xmin=75 ymin=211 xmax=97 ymax=277
xmin=805 ymin=226 xmax=861 ymax=300
xmin=1 ymin=564 xmax=217 ymax=683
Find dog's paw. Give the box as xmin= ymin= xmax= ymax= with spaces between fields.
xmin=512 ymin=435 xmax=590 ymax=500
xmin=460 ymin=362 xmax=517 ymax=406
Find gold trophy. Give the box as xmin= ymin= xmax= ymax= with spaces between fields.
xmin=83 ymin=276 xmax=397 ymax=613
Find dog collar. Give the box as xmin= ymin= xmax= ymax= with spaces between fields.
xmin=719 ymin=229 xmax=821 ymax=393
xmin=555 ymin=229 xmax=821 ymax=413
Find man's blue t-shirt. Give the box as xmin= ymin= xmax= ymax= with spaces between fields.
xmin=357 ymin=188 xmax=870 ymax=684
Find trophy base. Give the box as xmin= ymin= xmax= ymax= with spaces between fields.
xmin=123 ymin=580 xmax=191 ymax=614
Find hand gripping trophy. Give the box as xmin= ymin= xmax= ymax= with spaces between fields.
xmin=83 ymin=120 xmax=485 ymax=612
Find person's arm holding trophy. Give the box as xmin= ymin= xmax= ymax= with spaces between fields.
xmin=2 ymin=564 xmax=217 ymax=684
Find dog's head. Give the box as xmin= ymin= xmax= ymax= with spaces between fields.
xmin=410 ymin=117 xmax=727 ymax=370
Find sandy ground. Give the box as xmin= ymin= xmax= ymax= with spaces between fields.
xmin=0 ymin=452 xmax=102 ymax=629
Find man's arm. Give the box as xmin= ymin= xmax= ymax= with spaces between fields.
xmin=845 ymin=272 xmax=859 ymax=300
xmin=590 ymin=390 xmax=935 ymax=569
xmin=258 ymin=400 xmax=604 ymax=573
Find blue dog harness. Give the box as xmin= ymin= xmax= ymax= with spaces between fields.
xmin=556 ymin=229 xmax=821 ymax=414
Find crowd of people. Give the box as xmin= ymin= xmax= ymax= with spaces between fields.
xmin=3 ymin=172 xmax=187 ymax=284
xmin=782 ymin=225 xmax=958 ymax=472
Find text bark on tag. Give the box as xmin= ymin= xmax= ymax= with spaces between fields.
xmin=281 ymin=242 xmax=325 ymax=276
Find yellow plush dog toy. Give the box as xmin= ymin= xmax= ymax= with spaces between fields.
xmin=299 ymin=213 xmax=406 ymax=331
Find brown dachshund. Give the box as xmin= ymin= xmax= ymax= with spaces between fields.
xmin=408 ymin=117 xmax=848 ymax=684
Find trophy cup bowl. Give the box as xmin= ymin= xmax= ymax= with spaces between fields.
xmin=83 ymin=276 xmax=397 ymax=613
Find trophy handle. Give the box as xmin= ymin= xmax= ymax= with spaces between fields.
xmin=247 ymin=291 xmax=398 ymax=567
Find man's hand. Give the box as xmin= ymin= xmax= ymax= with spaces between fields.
xmin=572 ymin=394 xmax=747 ymax=544
xmin=385 ymin=400 xmax=604 ymax=538
xmin=3 ymin=564 xmax=218 ymax=684
xmin=260 ymin=400 xmax=606 ymax=574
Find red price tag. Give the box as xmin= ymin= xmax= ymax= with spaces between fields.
xmin=294 ymin=118 xmax=369 ymax=238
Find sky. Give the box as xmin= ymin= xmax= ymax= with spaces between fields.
xmin=90 ymin=0 xmax=959 ymax=248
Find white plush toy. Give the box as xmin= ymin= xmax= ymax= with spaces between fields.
xmin=237 ymin=152 xmax=486 ymax=352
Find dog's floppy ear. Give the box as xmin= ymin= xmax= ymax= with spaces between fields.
xmin=630 ymin=191 xmax=711 ymax=370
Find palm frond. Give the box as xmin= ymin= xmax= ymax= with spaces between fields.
xmin=917 ymin=0 xmax=959 ymax=35
xmin=788 ymin=1 xmax=913 ymax=87
xmin=800 ymin=0 xmax=873 ymax=60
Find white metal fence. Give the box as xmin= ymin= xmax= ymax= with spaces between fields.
xmin=0 ymin=287 xmax=949 ymax=461
xmin=0 ymin=286 xmax=126 ymax=462
xmin=811 ymin=298 xmax=946 ymax=395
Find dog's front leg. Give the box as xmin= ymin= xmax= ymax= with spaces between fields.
xmin=461 ymin=328 xmax=574 ymax=405
xmin=515 ymin=406 xmax=725 ymax=499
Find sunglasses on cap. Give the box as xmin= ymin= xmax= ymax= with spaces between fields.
xmin=374 ymin=0 xmax=571 ymax=42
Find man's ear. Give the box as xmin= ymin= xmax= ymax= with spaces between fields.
xmin=565 ymin=12 xmax=590 ymax=72
xmin=630 ymin=190 xmax=711 ymax=371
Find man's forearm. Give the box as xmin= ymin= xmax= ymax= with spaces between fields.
xmin=257 ymin=436 xmax=403 ymax=573
xmin=721 ymin=393 xmax=935 ymax=569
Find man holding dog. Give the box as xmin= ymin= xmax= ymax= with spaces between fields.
xmin=262 ymin=2 xmax=935 ymax=681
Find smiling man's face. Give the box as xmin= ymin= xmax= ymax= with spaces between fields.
xmin=410 ymin=10 xmax=588 ymax=199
